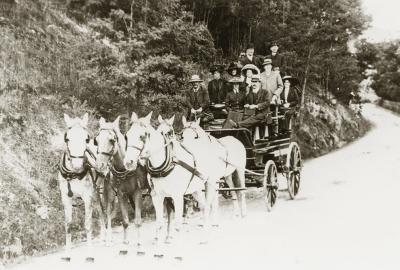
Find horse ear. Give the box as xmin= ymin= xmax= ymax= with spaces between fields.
xmin=141 ymin=111 xmax=152 ymax=125
xmin=157 ymin=114 xmax=163 ymax=124
xmin=182 ymin=116 xmax=188 ymax=127
xmin=64 ymin=114 xmax=71 ymax=126
xmin=131 ymin=112 xmax=138 ymax=123
xmin=168 ymin=115 xmax=175 ymax=126
xmin=195 ymin=117 xmax=201 ymax=127
xmin=81 ymin=113 xmax=89 ymax=127
xmin=113 ymin=115 xmax=120 ymax=128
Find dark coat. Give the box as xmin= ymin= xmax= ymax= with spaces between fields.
xmin=280 ymin=87 xmax=300 ymax=107
xmin=186 ymin=86 xmax=210 ymax=110
xmin=271 ymin=53 xmax=285 ymax=70
xmin=239 ymin=55 xmax=263 ymax=69
xmin=208 ymin=79 xmax=227 ymax=104
xmin=225 ymin=90 xmax=246 ymax=111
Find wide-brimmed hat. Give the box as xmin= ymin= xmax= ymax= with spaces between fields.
xmin=227 ymin=62 xmax=243 ymax=76
xmin=262 ymin=58 xmax=272 ymax=66
xmin=210 ymin=64 xmax=224 ymax=73
xmin=228 ymin=77 xmax=243 ymax=84
xmin=241 ymin=64 xmax=260 ymax=76
xmin=282 ymin=75 xmax=300 ymax=86
xmin=188 ymin=74 xmax=203 ymax=83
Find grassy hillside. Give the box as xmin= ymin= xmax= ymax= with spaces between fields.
xmin=0 ymin=0 xmax=370 ymax=264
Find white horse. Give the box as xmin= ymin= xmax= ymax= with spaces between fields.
xmin=123 ymin=112 xmax=219 ymax=259
xmin=94 ymin=116 xmax=148 ymax=254
xmin=181 ymin=116 xmax=247 ymax=217
xmin=58 ymin=113 xmax=95 ymax=262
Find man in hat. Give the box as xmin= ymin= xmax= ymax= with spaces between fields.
xmin=269 ymin=41 xmax=285 ymax=74
xmin=208 ymin=64 xmax=228 ymax=119
xmin=186 ymin=75 xmax=213 ymax=124
xmin=239 ymin=43 xmax=262 ymax=69
xmin=228 ymin=75 xmax=272 ymax=130
xmin=260 ymin=58 xmax=283 ymax=104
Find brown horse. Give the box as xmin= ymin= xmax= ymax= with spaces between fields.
xmin=94 ymin=116 xmax=149 ymax=255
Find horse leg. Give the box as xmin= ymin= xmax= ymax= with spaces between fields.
xmin=133 ymin=189 xmax=145 ymax=255
xmin=200 ymin=181 xmax=216 ymax=244
xmin=118 ymin=191 xmax=130 ymax=246
xmin=105 ymin=185 xmax=116 ymax=246
xmin=165 ymin=198 xmax=174 ymax=244
xmin=234 ymin=169 xmax=247 ymax=217
xmin=83 ymin=193 xmax=94 ymax=262
xmin=224 ymin=174 xmax=240 ymax=217
xmin=151 ymin=194 xmax=165 ymax=258
xmin=211 ymin=186 xmax=220 ymax=227
xmin=61 ymin=193 xmax=73 ymax=261
xmin=171 ymin=195 xmax=184 ymax=260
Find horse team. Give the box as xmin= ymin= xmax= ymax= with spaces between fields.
xmin=58 ymin=112 xmax=248 ymax=260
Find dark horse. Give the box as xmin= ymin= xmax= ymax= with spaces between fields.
xmin=94 ymin=116 xmax=149 ymax=254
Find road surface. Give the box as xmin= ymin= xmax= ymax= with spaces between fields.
xmin=9 ymin=104 xmax=400 ymax=270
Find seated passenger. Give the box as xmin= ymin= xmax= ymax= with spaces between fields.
xmin=225 ymin=77 xmax=245 ymax=112
xmin=279 ymin=75 xmax=301 ymax=132
xmin=208 ymin=64 xmax=228 ymax=119
xmin=223 ymin=77 xmax=246 ymax=126
xmin=228 ymin=75 xmax=272 ymax=130
xmin=241 ymin=64 xmax=260 ymax=95
xmin=226 ymin=61 xmax=243 ymax=79
xmin=260 ymin=58 xmax=283 ymax=102
xmin=186 ymin=75 xmax=213 ymax=124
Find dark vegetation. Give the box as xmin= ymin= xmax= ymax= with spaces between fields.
xmin=0 ymin=0 xmax=370 ymax=262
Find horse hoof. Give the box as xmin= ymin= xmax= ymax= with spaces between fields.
xmin=154 ymin=254 xmax=164 ymax=259
xmin=85 ymin=257 xmax=95 ymax=263
xmin=137 ymin=251 xmax=146 ymax=256
xmin=119 ymin=250 xmax=128 ymax=255
xmin=61 ymin=257 xmax=71 ymax=262
xmin=174 ymin=256 xmax=183 ymax=261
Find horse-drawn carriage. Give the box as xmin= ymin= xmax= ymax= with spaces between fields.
xmin=205 ymin=98 xmax=302 ymax=211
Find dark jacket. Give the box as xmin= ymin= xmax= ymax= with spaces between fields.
xmin=208 ymin=79 xmax=227 ymax=104
xmin=254 ymin=89 xmax=273 ymax=115
xmin=280 ymin=87 xmax=300 ymax=107
xmin=186 ymin=86 xmax=210 ymax=110
xmin=225 ymin=90 xmax=245 ymax=111
xmin=271 ymin=53 xmax=285 ymax=71
xmin=239 ymin=55 xmax=263 ymax=69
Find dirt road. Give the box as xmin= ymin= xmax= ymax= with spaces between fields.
xmin=10 ymin=104 xmax=400 ymax=270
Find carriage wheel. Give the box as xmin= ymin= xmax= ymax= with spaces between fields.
xmin=263 ymin=160 xmax=278 ymax=212
xmin=286 ymin=142 xmax=302 ymax=199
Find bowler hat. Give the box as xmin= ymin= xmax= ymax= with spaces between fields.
xmin=251 ymin=74 xmax=261 ymax=82
xmin=188 ymin=74 xmax=203 ymax=83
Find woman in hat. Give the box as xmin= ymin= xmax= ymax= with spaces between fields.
xmin=225 ymin=77 xmax=246 ymax=112
xmin=186 ymin=74 xmax=213 ymax=124
xmin=208 ymin=64 xmax=228 ymax=119
xmin=269 ymin=41 xmax=285 ymax=73
xmin=241 ymin=64 xmax=260 ymax=95
xmin=260 ymin=58 xmax=283 ymax=104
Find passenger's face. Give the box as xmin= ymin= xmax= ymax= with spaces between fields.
xmin=246 ymin=70 xmax=253 ymax=78
xmin=231 ymin=69 xmax=237 ymax=76
xmin=192 ymin=82 xmax=200 ymax=91
xmin=264 ymin=64 xmax=272 ymax=72
xmin=213 ymin=71 xmax=221 ymax=80
xmin=246 ymin=48 xmax=254 ymax=57
xmin=251 ymin=82 xmax=260 ymax=92
xmin=271 ymin=45 xmax=278 ymax=53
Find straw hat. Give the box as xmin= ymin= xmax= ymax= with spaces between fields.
xmin=188 ymin=74 xmax=203 ymax=83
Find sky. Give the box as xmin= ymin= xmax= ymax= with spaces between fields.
xmin=361 ymin=0 xmax=400 ymax=42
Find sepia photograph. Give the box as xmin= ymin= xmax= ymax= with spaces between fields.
xmin=0 ymin=0 xmax=399 ymax=269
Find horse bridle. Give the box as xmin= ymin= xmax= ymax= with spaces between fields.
xmin=64 ymin=126 xmax=90 ymax=159
xmin=183 ymin=124 xmax=200 ymax=139
xmin=94 ymin=128 xmax=118 ymax=160
xmin=125 ymin=128 xmax=150 ymax=160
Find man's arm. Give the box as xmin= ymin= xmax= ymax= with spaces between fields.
xmin=273 ymin=74 xmax=283 ymax=96
xmin=256 ymin=90 xmax=271 ymax=110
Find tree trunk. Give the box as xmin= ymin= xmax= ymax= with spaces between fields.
xmin=301 ymin=44 xmax=313 ymax=108
xmin=144 ymin=0 xmax=148 ymax=24
xmin=130 ymin=0 xmax=134 ymax=29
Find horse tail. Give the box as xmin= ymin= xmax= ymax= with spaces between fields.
xmin=67 ymin=181 xmax=73 ymax=197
